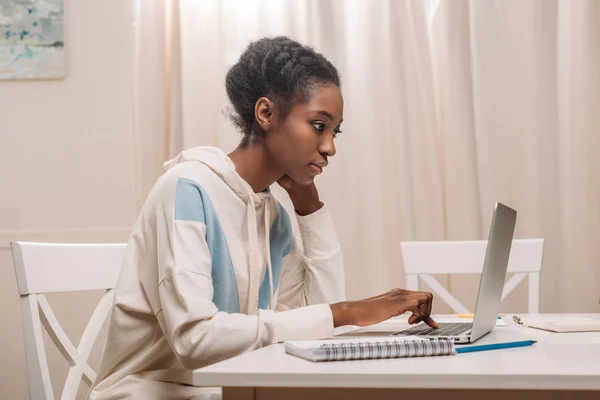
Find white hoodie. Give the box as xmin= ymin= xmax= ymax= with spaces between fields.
xmin=89 ymin=147 xmax=345 ymax=399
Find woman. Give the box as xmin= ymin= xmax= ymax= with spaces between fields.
xmin=89 ymin=36 xmax=437 ymax=400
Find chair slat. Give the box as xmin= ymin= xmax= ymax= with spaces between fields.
xmin=37 ymin=295 xmax=97 ymax=385
xmin=11 ymin=242 xmax=126 ymax=295
xmin=62 ymin=290 xmax=115 ymax=398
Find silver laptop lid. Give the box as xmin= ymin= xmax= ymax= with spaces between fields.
xmin=470 ymin=202 xmax=517 ymax=342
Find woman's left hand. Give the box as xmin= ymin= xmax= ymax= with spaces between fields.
xmin=277 ymin=175 xmax=323 ymax=216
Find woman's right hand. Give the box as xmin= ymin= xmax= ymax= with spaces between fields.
xmin=329 ymin=288 xmax=439 ymax=328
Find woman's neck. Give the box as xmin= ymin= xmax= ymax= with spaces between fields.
xmin=228 ymin=141 xmax=284 ymax=193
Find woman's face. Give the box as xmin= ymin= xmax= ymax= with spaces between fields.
xmin=265 ymin=84 xmax=344 ymax=185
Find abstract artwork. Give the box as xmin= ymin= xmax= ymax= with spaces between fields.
xmin=0 ymin=0 xmax=64 ymax=80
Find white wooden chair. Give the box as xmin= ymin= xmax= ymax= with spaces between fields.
xmin=11 ymin=242 xmax=127 ymax=400
xmin=401 ymin=238 xmax=544 ymax=314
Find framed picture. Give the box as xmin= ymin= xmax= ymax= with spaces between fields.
xmin=0 ymin=0 xmax=65 ymax=80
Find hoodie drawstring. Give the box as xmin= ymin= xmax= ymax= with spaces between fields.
xmin=246 ymin=195 xmax=260 ymax=315
xmin=264 ymin=198 xmax=274 ymax=310
xmin=246 ymin=195 xmax=275 ymax=314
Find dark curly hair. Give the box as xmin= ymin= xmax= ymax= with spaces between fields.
xmin=225 ymin=36 xmax=341 ymax=143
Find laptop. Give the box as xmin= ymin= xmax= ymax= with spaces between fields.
xmin=393 ymin=202 xmax=517 ymax=344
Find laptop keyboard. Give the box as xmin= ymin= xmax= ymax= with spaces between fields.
xmin=393 ymin=322 xmax=472 ymax=337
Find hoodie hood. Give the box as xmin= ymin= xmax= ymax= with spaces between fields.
xmin=163 ymin=146 xmax=267 ymax=205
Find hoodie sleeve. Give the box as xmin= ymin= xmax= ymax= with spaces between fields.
xmin=151 ymin=177 xmax=335 ymax=370
xmin=276 ymin=203 xmax=346 ymax=312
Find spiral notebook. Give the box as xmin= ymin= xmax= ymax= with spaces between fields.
xmin=284 ymin=336 xmax=456 ymax=362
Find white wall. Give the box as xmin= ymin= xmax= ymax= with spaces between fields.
xmin=0 ymin=0 xmax=135 ymax=398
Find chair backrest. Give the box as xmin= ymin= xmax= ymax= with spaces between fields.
xmin=11 ymin=242 xmax=127 ymax=400
xmin=401 ymin=239 xmax=544 ymax=314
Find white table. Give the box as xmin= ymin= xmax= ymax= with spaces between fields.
xmin=192 ymin=314 xmax=600 ymax=400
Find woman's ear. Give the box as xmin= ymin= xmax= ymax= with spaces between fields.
xmin=255 ymin=97 xmax=274 ymax=132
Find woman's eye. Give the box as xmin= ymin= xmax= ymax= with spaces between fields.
xmin=312 ymin=123 xmax=325 ymax=132
xmin=333 ymin=130 xmax=342 ymax=138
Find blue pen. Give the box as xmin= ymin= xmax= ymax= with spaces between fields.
xmin=455 ymin=340 xmax=537 ymax=354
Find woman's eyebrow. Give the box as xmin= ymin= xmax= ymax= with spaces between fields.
xmin=314 ymin=110 xmax=343 ymax=125
xmin=315 ymin=110 xmax=333 ymax=121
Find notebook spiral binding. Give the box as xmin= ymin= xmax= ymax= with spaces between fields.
xmin=319 ymin=339 xmax=455 ymax=361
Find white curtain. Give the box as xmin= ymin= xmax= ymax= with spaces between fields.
xmin=133 ymin=0 xmax=600 ymax=313
xmin=430 ymin=0 xmax=600 ymax=312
